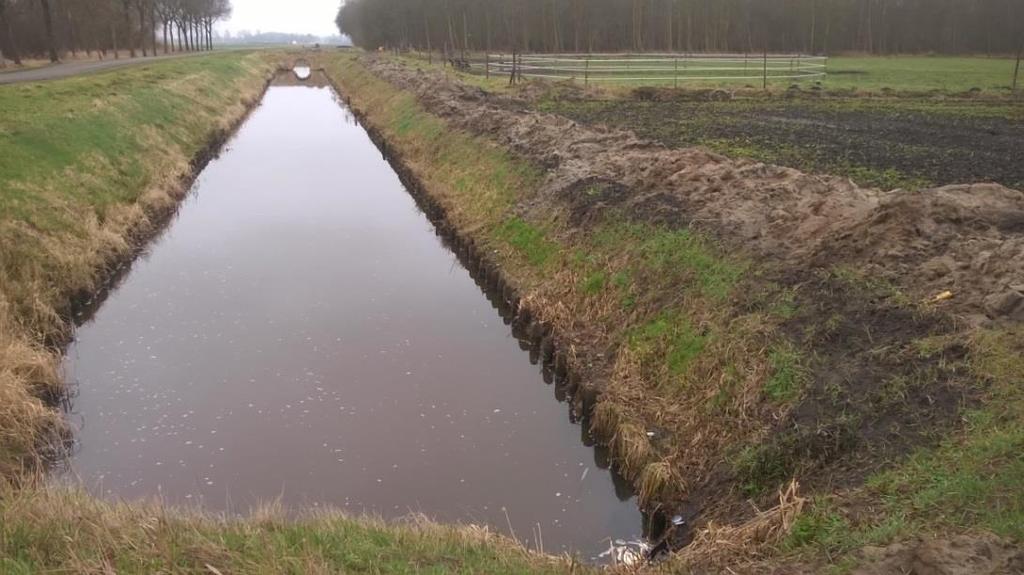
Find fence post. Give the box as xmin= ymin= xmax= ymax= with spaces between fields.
xmin=674 ymin=56 xmax=678 ymax=89
xmin=508 ymin=50 xmax=515 ymax=86
xmin=763 ymin=45 xmax=768 ymax=90
xmin=1014 ymin=40 xmax=1022 ymax=93
xmin=485 ymin=51 xmax=490 ymax=79
xmin=585 ymin=54 xmax=589 ymax=87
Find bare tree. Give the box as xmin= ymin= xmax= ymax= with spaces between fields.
xmin=38 ymin=0 xmax=58 ymax=61
xmin=336 ymin=0 xmax=1022 ymax=56
xmin=0 ymin=0 xmax=22 ymax=65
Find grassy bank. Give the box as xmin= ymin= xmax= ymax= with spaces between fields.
xmin=0 ymin=487 xmax=577 ymax=574
xmin=0 ymin=52 xmax=275 ymax=476
xmin=321 ymin=52 xmax=1024 ymax=571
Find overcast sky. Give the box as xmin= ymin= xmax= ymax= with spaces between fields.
xmin=220 ymin=0 xmax=342 ymax=37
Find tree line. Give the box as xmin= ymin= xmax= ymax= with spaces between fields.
xmin=0 ymin=0 xmax=230 ymax=65
xmin=336 ymin=0 xmax=1023 ymax=56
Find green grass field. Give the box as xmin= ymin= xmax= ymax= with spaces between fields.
xmin=824 ymin=56 xmax=1021 ymax=92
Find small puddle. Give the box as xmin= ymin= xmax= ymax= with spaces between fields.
xmin=60 ymin=73 xmax=645 ymax=560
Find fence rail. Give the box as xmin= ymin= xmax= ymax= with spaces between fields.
xmin=482 ymin=52 xmax=827 ymax=86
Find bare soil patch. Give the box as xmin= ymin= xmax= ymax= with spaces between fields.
xmin=541 ymin=97 xmax=1024 ymax=191
xmin=852 ymin=533 xmax=1024 ymax=575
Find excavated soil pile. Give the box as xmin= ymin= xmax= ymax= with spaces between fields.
xmin=362 ymin=56 xmax=1024 ymax=324
xmin=851 ymin=534 xmax=1024 ymax=575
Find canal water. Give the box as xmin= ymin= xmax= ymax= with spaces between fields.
xmin=60 ymin=73 xmax=642 ymax=559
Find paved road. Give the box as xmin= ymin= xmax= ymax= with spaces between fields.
xmin=0 ymin=52 xmax=203 ymax=85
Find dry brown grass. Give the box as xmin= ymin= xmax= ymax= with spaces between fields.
xmin=638 ymin=461 xmax=681 ymax=509
xmin=669 ymin=480 xmax=806 ymax=570
xmin=0 ymin=308 xmax=63 ymax=480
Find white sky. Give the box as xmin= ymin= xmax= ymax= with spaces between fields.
xmin=219 ymin=0 xmax=342 ymax=37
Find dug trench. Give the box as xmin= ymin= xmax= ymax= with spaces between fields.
xmin=58 ymin=67 xmax=650 ymax=560
xmin=316 ymin=52 xmax=1024 ymax=569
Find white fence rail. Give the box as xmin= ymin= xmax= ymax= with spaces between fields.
xmin=483 ymin=52 xmax=827 ymax=86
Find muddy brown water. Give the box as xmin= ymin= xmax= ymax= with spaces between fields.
xmin=60 ymin=75 xmax=644 ymax=559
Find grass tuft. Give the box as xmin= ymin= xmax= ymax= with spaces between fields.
xmin=628 ymin=311 xmax=706 ymax=381
xmin=764 ymin=344 xmax=806 ymax=403
xmin=495 ymin=217 xmax=557 ymax=268
xmin=637 ymin=461 xmax=679 ymax=508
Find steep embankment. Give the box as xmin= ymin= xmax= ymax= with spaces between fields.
xmin=0 ymin=52 xmax=274 ymax=478
xmin=321 ymin=53 xmax=1024 ymax=571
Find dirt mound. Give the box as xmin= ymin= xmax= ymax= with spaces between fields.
xmin=852 ymin=534 xmax=1024 ymax=575
xmin=632 ymin=86 xmax=733 ymax=102
xmin=825 ymin=184 xmax=1024 ymax=324
xmin=361 ymin=55 xmax=1024 ymax=322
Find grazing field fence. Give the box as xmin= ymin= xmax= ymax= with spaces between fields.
xmin=480 ymin=52 xmax=827 ymax=87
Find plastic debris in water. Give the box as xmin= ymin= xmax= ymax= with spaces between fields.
xmin=597 ymin=538 xmax=650 ymax=566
